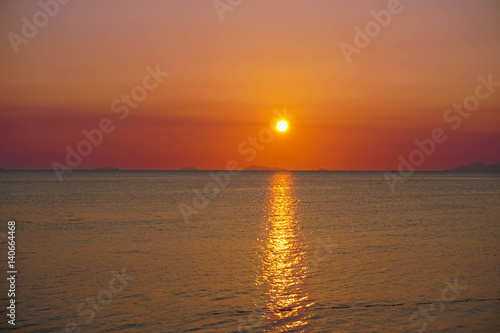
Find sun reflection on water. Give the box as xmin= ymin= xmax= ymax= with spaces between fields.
xmin=258 ymin=172 xmax=312 ymax=332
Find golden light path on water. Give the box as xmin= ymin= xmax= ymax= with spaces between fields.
xmin=258 ymin=173 xmax=313 ymax=333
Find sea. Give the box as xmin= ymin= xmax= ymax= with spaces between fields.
xmin=0 ymin=170 xmax=499 ymax=332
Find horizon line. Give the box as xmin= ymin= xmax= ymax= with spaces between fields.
xmin=1 ymin=169 xmax=499 ymax=172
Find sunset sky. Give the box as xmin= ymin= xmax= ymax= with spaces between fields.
xmin=1 ymin=0 xmax=499 ymax=170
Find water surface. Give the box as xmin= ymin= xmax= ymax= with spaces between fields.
xmin=0 ymin=171 xmax=499 ymax=332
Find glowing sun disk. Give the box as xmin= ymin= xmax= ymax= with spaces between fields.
xmin=277 ymin=120 xmax=288 ymax=132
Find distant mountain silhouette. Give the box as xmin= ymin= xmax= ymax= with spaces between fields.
xmin=93 ymin=167 xmax=119 ymax=171
xmin=244 ymin=165 xmax=287 ymax=171
xmin=446 ymin=161 xmax=500 ymax=172
xmin=180 ymin=167 xmax=200 ymax=171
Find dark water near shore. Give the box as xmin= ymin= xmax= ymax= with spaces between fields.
xmin=0 ymin=171 xmax=499 ymax=332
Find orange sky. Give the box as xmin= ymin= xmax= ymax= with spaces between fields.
xmin=0 ymin=0 xmax=499 ymax=170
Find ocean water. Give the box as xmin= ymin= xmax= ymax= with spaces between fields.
xmin=0 ymin=170 xmax=499 ymax=332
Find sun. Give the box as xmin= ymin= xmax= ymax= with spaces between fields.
xmin=276 ymin=120 xmax=288 ymax=132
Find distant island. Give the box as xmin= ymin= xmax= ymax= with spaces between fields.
xmin=244 ymin=165 xmax=287 ymax=171
xmin=316 ymin=168 xmax=328 ymax=171
xmin=446 ymin=161 xmax=500 ymax=172
xmin=180 ymin=167 xmax=200 ymax=171
xmin=93 ymin=167 xmax=119 ymax=171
